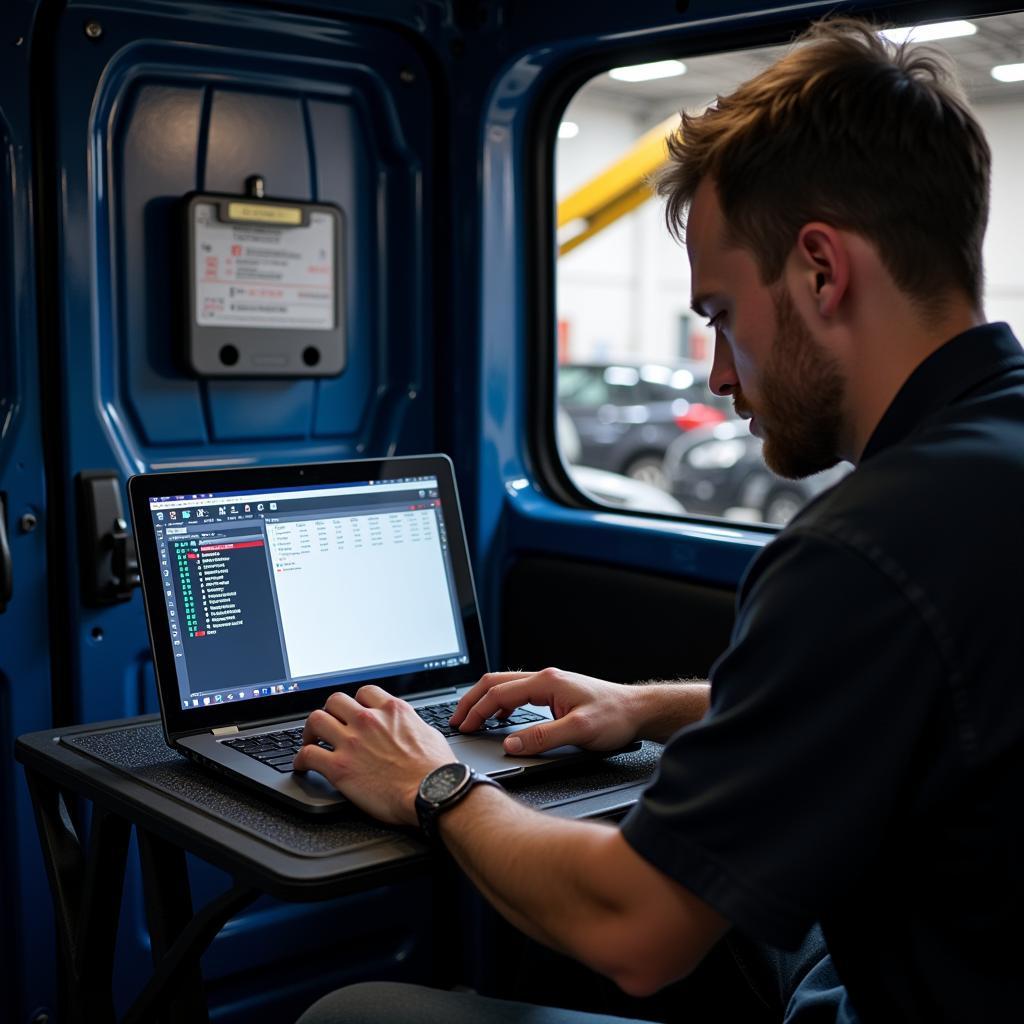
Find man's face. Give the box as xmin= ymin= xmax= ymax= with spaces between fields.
xmin=686 ymin=180 xmax=845 ymax=479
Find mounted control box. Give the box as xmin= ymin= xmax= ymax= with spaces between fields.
xmin=184 ymin=189 xmax=346 ymax=377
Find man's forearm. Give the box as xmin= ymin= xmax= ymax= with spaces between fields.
xmin=629 ymin=680 xmax=710 ymax=743
xmin=440 ymin=787 xmax=621 ymax=957
xmin=437 ymin=782 xmax=726 ymax=995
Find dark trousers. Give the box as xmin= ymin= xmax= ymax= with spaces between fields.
xmin=296 ymin=925 xmax=848 ymax=1024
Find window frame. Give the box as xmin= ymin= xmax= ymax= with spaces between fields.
xmin=524 ymin=0 xmax=1015 ymax=533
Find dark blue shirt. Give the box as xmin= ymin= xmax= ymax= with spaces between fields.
xmin=621 ymin=323 xmax=1024 ymax=1021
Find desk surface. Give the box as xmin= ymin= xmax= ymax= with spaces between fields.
xmin=17 ymin=716 xmax=661 ymax=901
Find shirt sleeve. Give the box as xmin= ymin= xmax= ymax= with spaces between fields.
xmin=620 ymin=526 xmax=947 ymax=949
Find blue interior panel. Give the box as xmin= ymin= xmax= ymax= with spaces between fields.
xmin=49 ymin=3 xmax=438 ymax=481
xmin=203 ymin=90 xmax=311 ymax=196
xmin=37 ymin=3 xmax=443 ymax=1019
xmin=0 ymin=21 xmax=59 ymax=1018
xmin=117 ymin=82 xmax=208 ymax=445
xmin=111 ymin=72 xmax=389 ymax=453
xmin=205 ymin=378 xmax=316 ymax=441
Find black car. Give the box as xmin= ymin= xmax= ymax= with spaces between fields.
xmin=663 ymin=418 xmax=852 ymax=525
xmin=558 ymin=361 xmax=734 ymax=489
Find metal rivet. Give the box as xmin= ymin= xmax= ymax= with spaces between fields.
xmin=399 ymin=68 xmax=416 ymax=85
xmin=19 ymin=512 xmax=37 ymax=533
xmin=84 ymin=20 xmax=102 ymax=40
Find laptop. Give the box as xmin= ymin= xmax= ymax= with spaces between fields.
xmin=128 ymin=455 xmax=623 ymax=814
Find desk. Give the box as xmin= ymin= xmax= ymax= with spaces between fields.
xmin=16 ymin=716 xmax=660 ymax=1024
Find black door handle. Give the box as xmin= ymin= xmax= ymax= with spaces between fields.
xmin=0 ymin=495 xmax=11 ymax=613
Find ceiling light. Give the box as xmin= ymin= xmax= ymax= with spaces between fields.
xmin=558 ymin=121 xmax=579 ymax=139
xmin=609 ymin=60 xmax=686 ymax=83
xmin=880 ymin=20 xmax=977 ymax=44
xmin=992 ymin=63 xmax=1024 ymax=83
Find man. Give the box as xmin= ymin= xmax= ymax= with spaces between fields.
xmin=296 ymin=18 xmax=1024 ymax=1023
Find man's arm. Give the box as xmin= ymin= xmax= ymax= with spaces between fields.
xmin=450 ymin=669 xmax=711 ymax=754
xmin=628 ymin=678 xmax=712 ymax=743
xmin=293 ymin=684 xmax=728 ymax=996
xmin=439 ymin=784 xmax=729 ymax=997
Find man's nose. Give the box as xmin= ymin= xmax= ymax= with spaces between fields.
xmin=709 ymin=336 xmax=738 ymax=397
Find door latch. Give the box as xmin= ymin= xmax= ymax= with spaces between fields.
xmin=0 ymin=494 xmax=11 ymax=613
xmin=77 ymin=471 xmax=141 ymax=605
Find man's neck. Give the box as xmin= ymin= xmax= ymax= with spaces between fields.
xmin=843 ymin=304 xmax=985 ymax=464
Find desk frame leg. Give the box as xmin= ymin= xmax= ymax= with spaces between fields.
xmin=25 ymin=768 xmax=131 ymax=1024
xmin=26 ymin=767 xmax=259 ymax=1024
xmin=123 ymin=841 xmax=258 ymax=1024
xmin=137 ymin=829 xmax=206 ymax=1023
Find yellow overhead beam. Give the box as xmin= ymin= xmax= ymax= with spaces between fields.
xmin=557 ymin=113 xmax=680 ymax=257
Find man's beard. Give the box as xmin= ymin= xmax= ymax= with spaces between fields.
xmin=734 ymin=287 xmax=845 ymax=479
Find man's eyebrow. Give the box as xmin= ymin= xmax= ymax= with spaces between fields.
xmin=690 ymin=294 xmax=710 ymax=318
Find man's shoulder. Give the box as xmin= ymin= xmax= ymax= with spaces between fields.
xmin=798 ymin=384 xmax=1024 ymax=541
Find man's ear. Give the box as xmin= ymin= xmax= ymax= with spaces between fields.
xmin=795 ymin=223 xmax=849 ymax=319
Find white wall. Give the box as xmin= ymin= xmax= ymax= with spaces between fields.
xmin=557 ymin=94 xmax=1024 ymax=367
xmin=556 ymin=94 xmax=700 ymax=365
xmin=977 ymin=101 xmax=1024 ymax=333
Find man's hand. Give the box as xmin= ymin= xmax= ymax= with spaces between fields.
xmin=292 ymin=685 xmax=452 ymax=826
xmin=450 ymin=668 xmax=644 ymax=756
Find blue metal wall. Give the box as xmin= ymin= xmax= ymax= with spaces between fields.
xmin=17 ymin=0 xmax=444 ymax=1019
xmin=1 ymin=3 xmax=57 ymax=1020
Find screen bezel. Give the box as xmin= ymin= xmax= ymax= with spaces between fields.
xmin=128 ymin=454 xmax=489 ymax=739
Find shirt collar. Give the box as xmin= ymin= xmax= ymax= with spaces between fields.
xmin=860 ymin=322 xmax=1024 ymax=463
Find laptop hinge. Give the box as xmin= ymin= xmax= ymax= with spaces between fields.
xmin=211 ymin=725 xmax=239 ymax=736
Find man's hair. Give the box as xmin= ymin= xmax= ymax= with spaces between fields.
xmin=656 ymin=17 xmax=991 ymax=313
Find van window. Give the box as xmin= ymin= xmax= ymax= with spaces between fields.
xmin=554 ymin=15 xmax=1024 ymax=524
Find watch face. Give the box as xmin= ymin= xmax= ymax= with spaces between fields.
xmin=422 ymin=762 xmax=470 ymax=803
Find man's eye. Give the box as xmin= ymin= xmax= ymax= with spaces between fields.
xmin=705 ymin=313 xmax=725 ymax=330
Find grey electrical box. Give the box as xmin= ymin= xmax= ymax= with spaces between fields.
xmin=184 ymin=191 xmax=346 ymax=377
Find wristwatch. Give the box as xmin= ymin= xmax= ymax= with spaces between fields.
xmin=415 ymin=762 xmax=501 ymax=842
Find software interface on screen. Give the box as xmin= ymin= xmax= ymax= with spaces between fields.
xmin=147 ymin=476 xmax=469 ymax=711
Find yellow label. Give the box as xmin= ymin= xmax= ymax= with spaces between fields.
xmin=226 ymin=202 xmax=303 ymax=226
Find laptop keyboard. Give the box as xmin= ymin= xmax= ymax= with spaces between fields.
xmin=412 ymin=699 xmax=545 ymax=738
xmin=223 ymin=726 xmax=321 ymax=773
xmin=222 ymin=701 xmax=546 ymax=772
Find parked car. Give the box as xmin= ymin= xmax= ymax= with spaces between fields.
xmin=568 ymin=464 xmax=686 ymax=515
xmin=662 ymin=418 xmax=852 ymax=525
xmin=558 ymin=361 xmax=734 ymax=490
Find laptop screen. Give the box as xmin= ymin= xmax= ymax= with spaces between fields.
xmin=145 ymin=474 xmax=470 ymax=712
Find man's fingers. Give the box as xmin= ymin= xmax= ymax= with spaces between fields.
xmin=354 ymin=684 xmax=395 ymax=709
xmin=323 ymin=690 xmax=363 ymax=721
xmin=301 ymin=708 xmax=340 ymax=747
xmin=458 ymin=677 xmax=542 ymax=732
xmin=450 ymin=672 xmax=532 ymax=726
xmin=301 ymin=690 xmax=363 ymax=746
xmin=503 ymin=716 xmax=580 ymax=756
xmin=292 ymin=742 xmax=336 ymax=778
